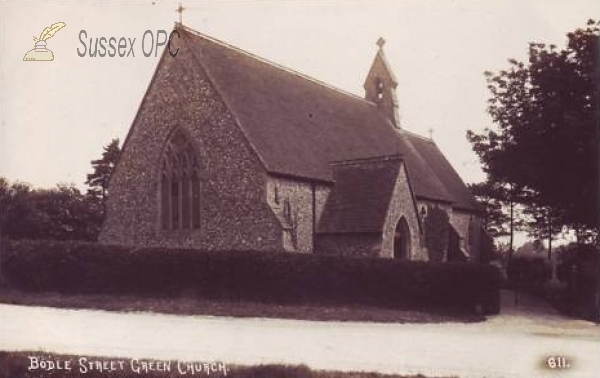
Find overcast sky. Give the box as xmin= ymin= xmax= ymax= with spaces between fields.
xmin=1 ymin=0 xmax=598 ymax=191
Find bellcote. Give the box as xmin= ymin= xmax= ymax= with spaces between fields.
xmin=363 ymin=38 xmax=401 ymax=128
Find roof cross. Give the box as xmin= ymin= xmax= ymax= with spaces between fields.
xmin=428 ymin=128 xmax=434 ymax=140
xmin=176 ymin=3 xmax=185 ymax=25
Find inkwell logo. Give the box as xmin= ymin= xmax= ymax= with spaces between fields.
xmin=23 ymin=22 xmax=66 ymax=61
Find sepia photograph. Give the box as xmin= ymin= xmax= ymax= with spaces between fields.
xmin=0 ymin=1 xmax=598 ymax=377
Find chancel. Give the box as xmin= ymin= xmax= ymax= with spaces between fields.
xmin=100 ymin=25 xmax=485 ymax=262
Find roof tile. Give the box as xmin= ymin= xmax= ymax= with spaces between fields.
xmin=180 ymin=27 xmax=479 ymax=212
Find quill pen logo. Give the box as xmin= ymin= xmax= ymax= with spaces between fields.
xmin=23 ymin=22 xmax=66 ymax=61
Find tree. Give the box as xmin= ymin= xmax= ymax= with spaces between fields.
xmin=523 ymin=203 xmax=563 ymax=261
xmin=468 ymin=182 xmax=526 ymax=258
xmin=0 ymin=139 xmax=121 ymax=241
xmin=467 ymin=20 xmax=599 ymax=239
xmin=468 ymin=182 xmax=510 ymax=238
xmin=0 ymin=178 xmax=38 ymax=239
xmin=0 ymin=178 xmax=102 ymax=241
xmin=86 ymin=138 xmax=121 ymax=207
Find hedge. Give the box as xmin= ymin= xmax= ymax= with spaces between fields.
xmin=0 ymin=240 xmax=501 ymax=314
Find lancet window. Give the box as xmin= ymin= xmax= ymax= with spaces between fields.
xmin=160 ymin=129 xmax=201 ymax=230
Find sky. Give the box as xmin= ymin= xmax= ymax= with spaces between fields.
xmin=1 ymin=0 xmax=598 ymax=192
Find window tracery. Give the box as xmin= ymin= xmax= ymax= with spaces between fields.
xmin=160 ymin=129 xmax=201 ymax=230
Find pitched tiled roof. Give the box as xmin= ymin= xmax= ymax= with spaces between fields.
xmin=403 ymin=132 xmax=480 ymax=211
xmin=183 ymin=27 xmax=401 ymax=183
xmin=317 ymin=158 xmax=402 ymax=234
xmin=394 ymin=130 xmax=455 ymax=204
xmin=179 ymin=27 xmax=479 ymax=212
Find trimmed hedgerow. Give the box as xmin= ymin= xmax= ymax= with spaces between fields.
xmin=0 ymin=240 xmax=501 ymax=314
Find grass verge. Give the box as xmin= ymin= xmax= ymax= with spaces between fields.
xmin=0 ymin=289 xmax=483 ymax=323
xmin=0 ymin=351 xmax=454 ymax=378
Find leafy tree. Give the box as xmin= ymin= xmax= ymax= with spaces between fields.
xmin=468 ymin=182 xmax=509 ymax=238
xmin=467 ymin=20 xmax=599 ymax=240
xmin=0 ymin=178 xmax=38 ymax=239
xmin=34 ymin=184 xmax=104 ymax=240
xmin=86 ymin=138 xmax=121 ymax=206
xmin=468 ymin=182 xmax=526 ymax=258
xmin=0 ymin=178 xmax=102 ymax=241
xmin=0 ymin=139 xmax=121 ymax=241
xmin=523 ymin=203 xmax=563 ymax=260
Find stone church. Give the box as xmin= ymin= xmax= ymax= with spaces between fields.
xmin=100 ymin=25 xmax=483 ymax=262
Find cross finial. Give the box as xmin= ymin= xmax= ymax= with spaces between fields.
xmin=428 ymin=128 xmax=434 ymax=140
xmin=376 ymin=37 xmax=386 ymax=49
xmin=176 ymin=3 xmax=185 ymax=25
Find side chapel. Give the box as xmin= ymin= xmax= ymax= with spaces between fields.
xmin=100 ymin=26 xmax=484 ymax=262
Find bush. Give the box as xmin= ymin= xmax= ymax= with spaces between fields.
xmin=506 ymin=256 xmax=550 ymax=292
xmin=0 ymin=179 xmax=103 ymax=242
xmin=1 ymin=240 xmax=502 ymax=314
xmin=555 ymin=244 xmax=599 ymax=322
xmin=423 ymin=205 xmax=450 ymax=262
xmin=506 ymin=244 xmax=599 ymax=322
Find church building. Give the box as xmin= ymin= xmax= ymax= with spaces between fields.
xmin=100 ymin=26 xmax=483 ymax=262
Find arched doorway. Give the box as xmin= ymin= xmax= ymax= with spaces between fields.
xmin=393 ymin=217 xmax=410 ymax=260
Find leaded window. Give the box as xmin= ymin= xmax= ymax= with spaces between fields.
xmin=160 ymin=129 xmax=201 ymax=230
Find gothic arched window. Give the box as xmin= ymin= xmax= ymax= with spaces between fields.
xmin=160 ymin=129 xmax=201 ymax=230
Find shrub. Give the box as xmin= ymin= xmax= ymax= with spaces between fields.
xmin=1 ymin=240 xmax=502 ymax=314
xmin=0 ymin=179 xmax=103 ymax=242
xmin=506 ymin=244 xmax=599 ymax=322
xmin=423 ymin=206 xmax=449 ymax=262
xmin=555 ymin=244 xmax=599 ymax=322
xmin=506 ymin=256 xmax=550 ymax=292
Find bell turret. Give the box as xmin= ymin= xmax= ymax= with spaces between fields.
xmin=363 ymin=38 xmax=401 ymax=128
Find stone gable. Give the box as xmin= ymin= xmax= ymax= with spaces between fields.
xmin=101 ymin=26 xmax=485 ymax=262
xmin=100 ymin=34 xmax=282 ymax=251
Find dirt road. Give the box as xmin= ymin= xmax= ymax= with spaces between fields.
xmin=1 ymin=295 xmax=599 ymax=378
